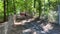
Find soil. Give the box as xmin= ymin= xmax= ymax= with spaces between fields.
xmin=0 ymin=17 xmax=60 ymax=34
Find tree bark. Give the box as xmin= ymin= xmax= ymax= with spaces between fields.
xmin=38 ymin=1 xmax=42 ymax=18
xmin=34 ymin=0 xmax=36 ymax=8
xmin=13 ymin=0 xmax=16 ymax=14
xmin=4 ymin=0 xmax=7 ymax=22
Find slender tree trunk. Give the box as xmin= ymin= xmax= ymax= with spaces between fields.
xmin=34 ymin=0 xmax=36 ymax=8
xmin=6 ymin=0 xmax=8 ymax=21
xmin=48 ymin=0 xmax=50 ymax=22
xmin=33 ymin=0 xmax=36 ymax=16
xmin=13 ymin=0 xmax=16 ymax=14
xmin=4 ymin=0 xmax=7 ymax=22
xmin=13 ymin=0 xmax=16 ymax=23
xmin=38 ymin=1 xmax=42 ymax=18
xmin=48 ymin=0 xmax=50 ymax=10
xmin=24 ymin=0 xmax=28 ymax=13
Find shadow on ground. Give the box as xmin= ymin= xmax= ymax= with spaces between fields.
xmin=1 ymin=17 xmax=60 ymax=34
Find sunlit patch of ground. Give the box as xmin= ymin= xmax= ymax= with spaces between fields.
xmin=21 ymin=22 xmax=60 ymax=34
xmin=14 ymin=17 xmax=35 ymax=25
xmin=40 ymin=23 xmax=53 ymax=32
xmin=0 ymin=17 xmax=60 ymax=34
xmin=22 ymin=23 xmax=54 ymax=34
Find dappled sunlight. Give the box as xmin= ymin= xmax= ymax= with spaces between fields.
xmin=0 ymin=16 xmax=60 ymax=34
xmin=14 ymin=17 xmax=35 ymax=25
xmin=40 ymin=23 xmax=53 ymax=33
xmin=37 ymin=20 xmax=41 ymax=23
xmin=22 ymin=29 xmax=32 ymax=33
xmin=0 ymin=0 xmax=60 ymax=34
xmin=22 ymin=28 xmax=34 ymax=34
xmin=48 ymin=11 xmax=58 ymax=23
xmin=33 ymin=31 xmax=36 ymax=34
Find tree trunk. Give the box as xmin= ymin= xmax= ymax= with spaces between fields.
xmin=4 ymin=0 xmax=7 ymax=22
xmin=38 ymin=1 xmax=42 ymax=18
xmin=34 ymin=0 xmax=36 ymax=8
xmin=13 ymin=0 xmax=16 ymax=14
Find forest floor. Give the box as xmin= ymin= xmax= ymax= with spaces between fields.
xmin=7 ymin=17 xmax=60 ymax=34
xmin=0 ymin=17 xmax=60 ymax=34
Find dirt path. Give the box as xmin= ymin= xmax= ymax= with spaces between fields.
xmin=8 ymin=21 xmax=60 ymax=34
xmin=0 ymin=19 xmax=60 ymax=34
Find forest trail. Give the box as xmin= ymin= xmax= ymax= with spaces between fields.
xmin=0 ymin=17 xmax=60 ymax=34
xmin=4 ymin=19 xmax=60 ymax=34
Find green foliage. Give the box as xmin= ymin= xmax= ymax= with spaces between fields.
xmin=0 ymin=0 xmax=4 ymax=20
xmin=0 ymin=0 xmax=59 ymax=22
